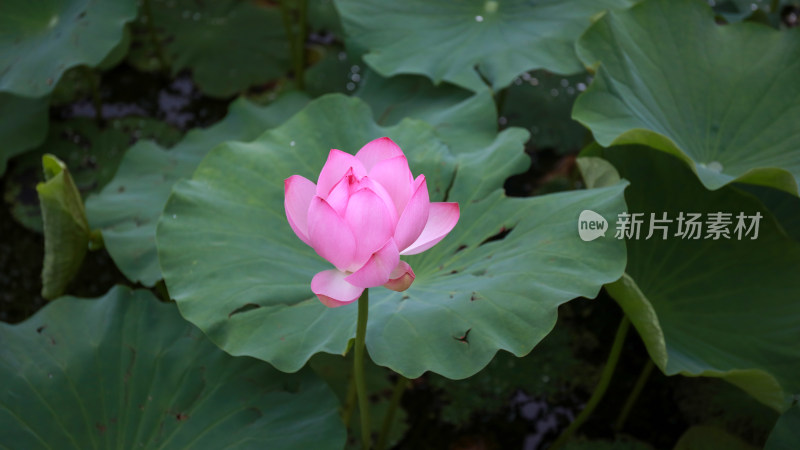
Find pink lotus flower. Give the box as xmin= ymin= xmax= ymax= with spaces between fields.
xmin=284 ymin=137 xmax=460 ymax=307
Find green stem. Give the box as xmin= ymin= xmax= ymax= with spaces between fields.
xmin=375 ymin=376 xmax=409 ymax=450
xmin=142 ymin=0 xmax=170 ymax=73
xmin=550 ymin=316 xmax=630 ymax=450
xmin=613 ymin=359 xmax=654 ymax=432
xmin=341 ymin=371 xmax=357 ymax=427
xmin=280 ymin=0 xmax=306 ymax=89
xmin=494 ymin=87 xmax=508 ymax=121
xmin=295 ymin=0 xmax=307 ymax=89
xmin=154 ymin=279 xmax=171 ymax=302
xmin=354 ymin=289 xmax=371 ymax=449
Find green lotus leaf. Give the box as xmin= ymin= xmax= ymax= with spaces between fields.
xmin=0 ymin=93 xmax=49 ymax=176
xmin=335 ymin=0 xmax=635 ymax=92
xmin=765 ymin=404 xmax=800 ymax=450
xmin=674 ymin=426 xmax=758 ymax=450
xmin=129 ymin=0 xmax=290 ymax=98
xmin=85 ymin=93 xmax=310 ymax=286
xmin=0 ymin=286 xmax=345 ymax=449
xmin=307 ymin=0 xmax=344 ymax=36
xmin=306 ymin=59 xmax=499 ymax=152
xmin=37 ymin=155 xmax=90 ymax=300
xmin=156 ymin=94 xmax=628 ymax=378
xmin=592 ymin=146 xmax=800 ymax=411
xmin=573 ymin=0 xmax=800 ymax=196
xmin=674 ymin=377 xmax=779 ymax=443
xmin=355 ymin=71 xmax=498 ymax=151
xmin=0 ymin=0 xmax=137 ymax=98
xmin=5 ymin=118 xmax=181 ymax=233
xmin=306 ymin=57 xmax=499 ymax=151
xmin=562 ymin=437 xmax=654 ymax=450
xmin=738 ymin=184 xmax=800 ymax=243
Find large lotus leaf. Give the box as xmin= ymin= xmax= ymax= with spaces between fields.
xmin=5 ymin=117 xmax=181 ymax=233
xmin=0 ymin=93 xmax=48 ymax=176
xmin=129 ymin=0 xmax=290 ymax=98
xmin=592 ymin=146 xmax=800 ymax=411
xmin=305 ymin=56 xmax=499 ymax=152
xmin=573 ymin=0 xmax=800 ymax=196
xmin=355 ymin=71 xmax=498 ymax=151
xmin=85 ymin=93 xmax=310 ymax=286
xmin=765 ymin=405 xmax=800 ymax=450
xmin=334 ymin=0 xmax=635 ymax=92
xmin=0 ymin=286 xmax=345 ymax=449
xmin=156 ymin=94 xmax=628 ymax=379
xmin=0 ymin=0 xmax=136 ymax=98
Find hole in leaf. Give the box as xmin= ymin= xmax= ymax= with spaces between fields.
xmin=228 ymin=303 xmax=261 ymax=318
xmin=479 ymin=227 xmax=512 ymax=246
xmin=454 ymin=328 xmax=471 ymax=344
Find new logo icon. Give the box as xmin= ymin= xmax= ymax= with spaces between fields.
xmin=578 ymin=210 xmax=608 ymax=241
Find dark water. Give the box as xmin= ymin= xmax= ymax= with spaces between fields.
xmin=1 ymin=64 xmax=230 ymax=324
xmin=53 ymin=63 xmax=230 ymax=130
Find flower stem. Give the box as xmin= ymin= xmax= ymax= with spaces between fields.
xmin=375 ymin=375 xmax=409 ymax=450
xmin=294 ymin=0 xmax=307 ymax=89
xmin=613 ymin=358 xmax=654 ymax=432
xmin=550 ymin=316 xmax=630 ymax=450
xmin=354 ymin=288 xmax=371 ymax=449
xmin=341 ymin=371 xmax=357 ymax=427
xmin=279 ymin=0 xmax=306 ymax=89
